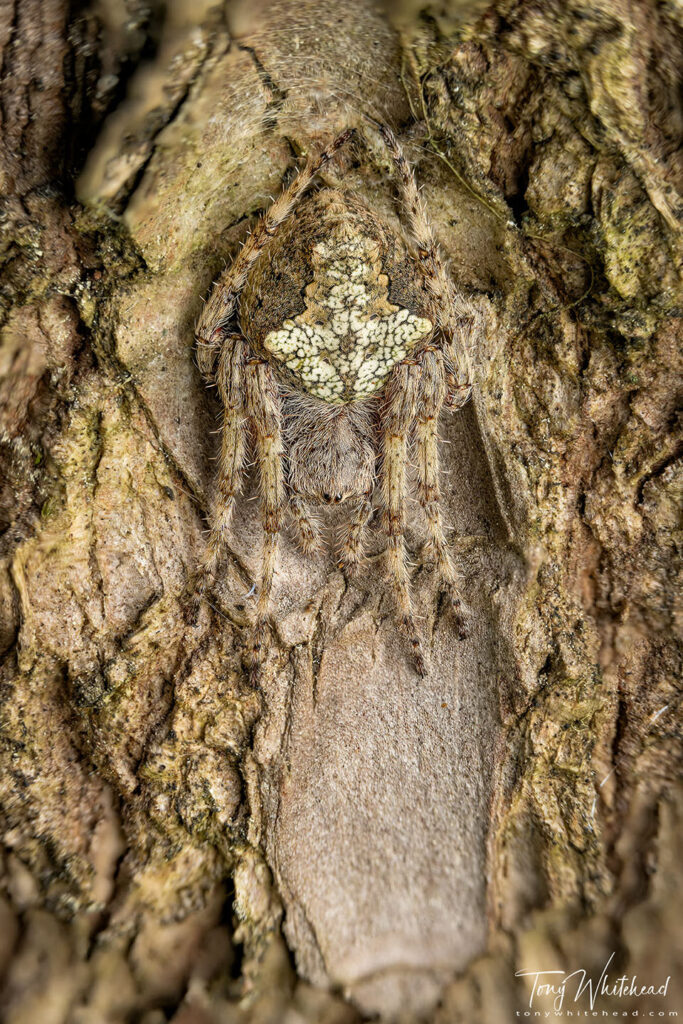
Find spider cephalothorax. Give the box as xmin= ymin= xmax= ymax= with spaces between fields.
xmin=195 ymin=124 xmax=473 ymax=681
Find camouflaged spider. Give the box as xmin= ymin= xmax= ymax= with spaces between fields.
xmin=195 ymin=123 xmax=473 ymax=681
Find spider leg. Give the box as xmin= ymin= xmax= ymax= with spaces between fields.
xmin=338 ymin=492 xmax=373 ymax=571
xmin=371 ymin=120 xmax=473 ymax=393
xmin=289 ymin=493 xmax=323 ymax=554
xmin=201 ymin=334 xmax=248 ymax=579
xmin=245 ymin=359 xmax=285 ymax=685
xmin=414 ymin=348 xmax=463 ymax=602
xmin=381 ymin=361 xmax=426 ymax=677
xmin=371 ymin=120 xmax=452 ymax=306
xmin=196 ymin=127 xmax=356 ymax=379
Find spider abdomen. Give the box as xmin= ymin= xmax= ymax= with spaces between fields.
xmin=239 ymin=188 xmax=434 ymax=404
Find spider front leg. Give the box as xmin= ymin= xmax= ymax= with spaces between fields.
xmin=381 ymin=362 xmax=426 ymax=677
xmin=371 ymin=120 xmax=454 ymax=311
xmin=371 ymin=119 xmax=473 ymax=388
xmin=196 ymin=127 xmax=355 ymax=379
xmin=245 ymin=359 xmax=285 ymax=685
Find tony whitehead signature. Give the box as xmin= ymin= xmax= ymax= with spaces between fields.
xmin=516 ymin=952 xmax=671 ymax=1012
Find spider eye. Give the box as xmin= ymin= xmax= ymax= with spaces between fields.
xmin=334 ymin=494 xmax=343 ymax=503
xmin=322 ymin=492 xmax=331 ymax=503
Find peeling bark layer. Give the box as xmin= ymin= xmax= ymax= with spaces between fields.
xmin=0 ymin=1 xmax=680 ymax=1022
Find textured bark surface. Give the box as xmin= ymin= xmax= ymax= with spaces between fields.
xmin=0 ymin=1 xmax=680 ymax=1022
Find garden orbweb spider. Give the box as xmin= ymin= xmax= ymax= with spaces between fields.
xmin=195 ymin=122 xmax=474 ymax=682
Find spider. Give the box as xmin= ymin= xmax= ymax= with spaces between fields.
xmin=195 ymin=122 xmax=473 ymax=682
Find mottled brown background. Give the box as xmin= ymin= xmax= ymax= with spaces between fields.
xmin=0 ymin=0 xmax=680 ymax=1021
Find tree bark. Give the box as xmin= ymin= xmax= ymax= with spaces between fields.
xmin=0 ymin=1 xmax=680 ymax=1022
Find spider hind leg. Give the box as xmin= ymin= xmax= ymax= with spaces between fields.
xmin=416 ymin=348 xmax=471 ymax=644
xmin=381 ymin=362 xmax=427 ymax=677
xmin=245 ymin=359 xmax=286 ymax=686
xmin=415 ymin=349 xmax=455 ymax=581
xmin=203 ymin=334 xmax=249 ymax=574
